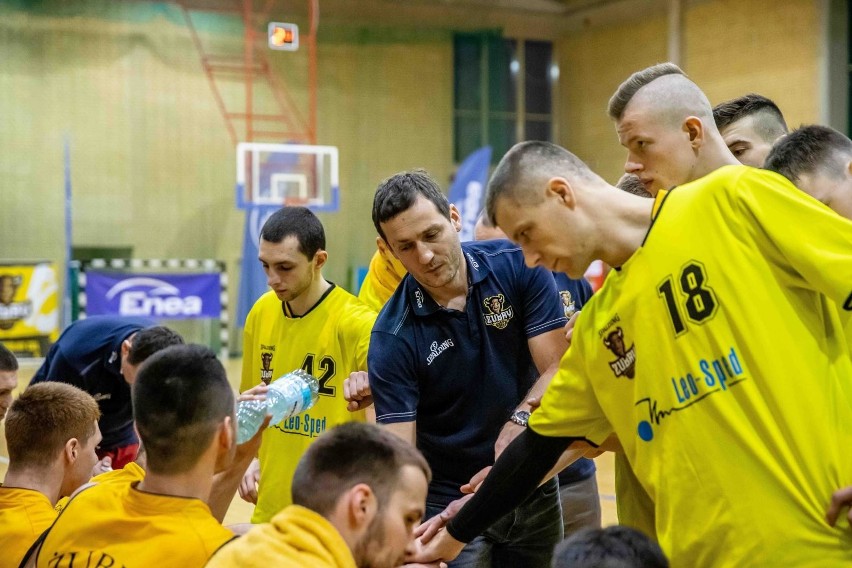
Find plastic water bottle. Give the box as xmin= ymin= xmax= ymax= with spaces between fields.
xmin=236 ymin=369 xmax=319 ymax=443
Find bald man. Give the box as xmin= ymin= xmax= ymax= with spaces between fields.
xmin=608 ymin=62 xmax=739 ymax=195
xmin=413 ymin=140 xmax=852 ymax=568
xmin=713 ymin=94 xmax=788 ymax=168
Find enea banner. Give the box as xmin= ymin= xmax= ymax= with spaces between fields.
xmin=0 ymin=262 xmax=60 ymax=357
xmin=86 ymin=271 xmax=221 ymax=320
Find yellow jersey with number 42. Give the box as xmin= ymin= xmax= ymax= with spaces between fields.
xmin=241 ymin=285 xmax=376 ymax=523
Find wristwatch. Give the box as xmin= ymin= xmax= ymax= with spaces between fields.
xmin=509 ymin=409 xmax=531 ymax=427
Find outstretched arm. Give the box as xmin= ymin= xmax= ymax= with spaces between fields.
xmin=412 ymin=427 xmax=578 ymax=563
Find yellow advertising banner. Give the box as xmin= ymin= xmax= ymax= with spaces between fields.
xmin=0 ymin=262 xmax=60 ymax=357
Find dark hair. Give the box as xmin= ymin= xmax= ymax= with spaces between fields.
xmin=764 ymin=124 xmax=852 ymax=184
xmin=486 ymin=141 xmax=594 ymax=227
xmin=0 ymin=342 xmax=18 ymax=372
xmin=260 ymin=206 xmax=326 ymax=260
xmin=372 ymin=170 xmax=450 ymax=242
xmin=7 ymin=383 xmax=100 ymax=468
xmin=712 ymin=94 xmax=788 ymax=141
xmin=615 ymin=174 xmax=652 ymax=198
xmin=607 ymin=62 xmax=685 ymax=120
xmin=127 ymin=326 xmax=184 ymax=366
xmin=292 ymin=422 xmax=431 ymax=516
xmin=552 ymin=526 xmax=669 ymax=568
xmin=132 ymin=344 xmax=234 ymax=474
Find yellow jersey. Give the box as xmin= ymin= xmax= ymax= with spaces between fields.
xmin=55 ymin=461 xmax=147 ymax=513
xmin=207 ymin=505 xmax=356 ymax=568
xmin=241 ymin=285 xmax=376 ymax=522
xmin=0 ymin=486 xmax=56 ymax=567
xmin=531 ymin=166 xmax=852 ymax=567
xmin=357 ymin=248 xmax=406 ymax=312
xmin=35 ymin=481 xmax=233 ymax=567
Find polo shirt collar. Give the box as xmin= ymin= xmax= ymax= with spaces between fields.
xmin=405 ymin=243 xmax=492 ymax=316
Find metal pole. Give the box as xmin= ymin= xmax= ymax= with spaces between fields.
xmin=667 ymin=0 xmax=684 ymax=67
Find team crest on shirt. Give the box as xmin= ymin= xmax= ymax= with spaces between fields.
xmin=559 ymin=290 xmax=577 ymax=318
xmin=483 ymin=294 xmax=514 ymax=330
xmin=260 ymin=349 xmax=274 ymax=384
xmin=603 ymin=327 xmax=636 ymax=379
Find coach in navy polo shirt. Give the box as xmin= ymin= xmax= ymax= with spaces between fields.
xmin=29 ymin=316 xmax=182 ymax=468
xmin=366 ymin=170 xmax=568 ymax=568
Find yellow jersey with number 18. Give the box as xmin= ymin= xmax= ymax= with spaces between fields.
xmin=241 ymin=285 xmax=376 ymax=523
xmin=531 ymin=166 xmax=852 ymax=567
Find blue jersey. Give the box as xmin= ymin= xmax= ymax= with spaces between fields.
xmin=30 ymin=316 xmax=152 ymax=450
xmin=370 ymin=240 xmax=567 ymax=506
xmin=551 ymin=272 xmax=597 ymax=485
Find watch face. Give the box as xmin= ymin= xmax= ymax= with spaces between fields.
xmin=512 ymin=410 xmax=531 ymax=425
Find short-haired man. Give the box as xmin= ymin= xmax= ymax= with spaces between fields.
xmin=608 ymin=62 xmax=739 ymax=196
xmin=472 ymin=209 xmax=602 ymax=538
xmin=29 ymin=344 xmax=238 ymax=567
xmin=365 ymin=169 xmax=570 ymax=567
xmin=0 ymin=382 xmax=101 ymax=565
xmin=29 ymin=315 xmax=183 ymax=468
xmin=713 ymin=93 xmax=788 ymax=167
xmin=0 ymin=341 xmax=18 ymax=421
xmin=764 ymin=124 xmax=852 ymax=219
xmin=552 ymin=526 xmax=669 ymax=568
xmin=239 ymin=206 xmax=376 ymax=523
xmin=208 ymin=422 xmax=431 ymax=567
xmin=413 ymin=141 xmax=852 ymax=567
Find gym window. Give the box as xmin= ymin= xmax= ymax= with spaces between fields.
xmin=453 ymin=33 xmax=555 ymax=163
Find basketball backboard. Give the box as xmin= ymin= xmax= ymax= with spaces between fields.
xmin=236 ymin=142 xmax=339 ymax=212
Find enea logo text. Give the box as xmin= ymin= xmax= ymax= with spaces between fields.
xmin=105 ymin=278 xmax=202 ymax=317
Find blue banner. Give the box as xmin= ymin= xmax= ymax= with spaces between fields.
xmin=236 ymin=206 xmax=278 ymax=326
xmin=86 ymin=271 xmax=221 ymax=320
xmin=447 ymin=146 xmax=492 ymax=242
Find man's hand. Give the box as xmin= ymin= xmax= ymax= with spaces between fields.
xmin=239 ymin=458 xmax=261 ymax=504
xmin=460 ymin=466 xmax=491 ymax=495
xmin=826 ymin=486 xmax=852 ymax=526
xmin=494 ymin=421 xmax=524 ymax=460
xmin=344 ymin=371 xmax=373 ymax=411
xmin=564 ymin=311 xmax=580 ymax=345
xmin=409 ymin=528 xmax=466 ymax=565
xmin=414 ymin=494 xmax=474 ymax=544
xmin=91 ymin=456 xmax=113 ymax=477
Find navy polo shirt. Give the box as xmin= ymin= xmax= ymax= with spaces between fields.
xmin=551 ymin=272 xmax=597 ymax=485
xmin=30 ymin=316 xmax=153 ymax=451
xmin=370 ymin=240 xmax=567 ymax=507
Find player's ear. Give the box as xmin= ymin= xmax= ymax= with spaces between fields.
xmin=64 ymin=438 xmax=80 ymax=465
xmin=684 ymin=116 xmax=704 ymax=147
xmin=346 ymin=483 xmax=377 ymax=530
xmin=121 ymin=338 xmax=132 ymax=359
xmin=313 ymin=250 xmax=328 ymax=270
xmin=546 ymin=177 xmax=576 ymax=209
xmin=220 ymin=416 xmax=235 ymax=450
xmin=376 ymin=236 xmax=389 ymax=255
xmin=449 ymin=204 xmax=462 ymax=232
